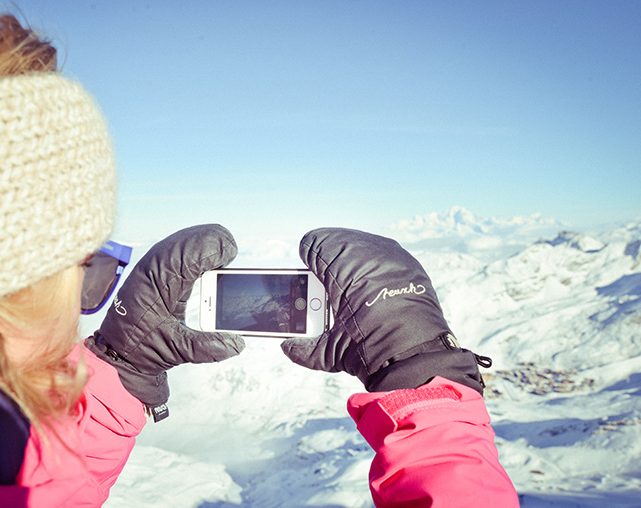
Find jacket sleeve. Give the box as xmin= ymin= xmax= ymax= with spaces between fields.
xmin=0 ymin=343 xmax=147 ymax=507
xmin=74 ymin=344 xmax=148 ymax=492
xmin=347 ymin=376 xmax=519 ymax=508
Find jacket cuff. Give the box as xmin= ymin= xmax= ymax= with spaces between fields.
xmin=347 ymin=376 xmax=488 ymax=450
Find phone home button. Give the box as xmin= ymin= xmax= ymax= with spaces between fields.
xmin=310 ymin=298 xmax=322 ymax=311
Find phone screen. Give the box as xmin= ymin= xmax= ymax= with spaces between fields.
xmin=215 ymin=273 xmax=309 ymax=334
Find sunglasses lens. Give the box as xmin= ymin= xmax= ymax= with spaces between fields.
xmin=81 ymin=251 xmax=121 ymax=313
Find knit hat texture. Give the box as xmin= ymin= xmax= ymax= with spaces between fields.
xmin=0 ymin=72 xmax=116 ymax=297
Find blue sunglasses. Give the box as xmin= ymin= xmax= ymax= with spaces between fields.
xmin=81 ymin=240 xmax=132 ymax=315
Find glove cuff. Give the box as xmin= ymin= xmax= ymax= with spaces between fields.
xmin=365 ymin=348 xmax=486 ymax=394
xmin=85 ymin=336 xmax=170 ymax=418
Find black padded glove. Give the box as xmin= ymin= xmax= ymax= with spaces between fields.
xmin=86 ymin=224 xmax=245 ymax=421
xmin=281 ymin=228 xmax=490 ymax=393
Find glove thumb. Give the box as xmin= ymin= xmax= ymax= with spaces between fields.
xmin=281 ymin=331 xmax=332 ymax=371
xmin=280 ymin=322 xmax=353 ymax=373
xmin=169 ymin=320 xmax=246 ymax=364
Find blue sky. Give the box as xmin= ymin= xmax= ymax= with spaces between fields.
xmin=10 ymin=0 xmax=641 ymax=245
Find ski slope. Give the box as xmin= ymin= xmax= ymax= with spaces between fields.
xmin=79 ymin=208 xmax=641 ymax=507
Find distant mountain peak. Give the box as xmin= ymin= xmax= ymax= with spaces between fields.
xmin=448 ymin=205 xmax=479 ymax=224
xmin=395 ymin=206 xmax=560 ymax=234
xmin=390 ymin=207 xmax=564 ymax=262
xmin=540 ymin=230 xmax=605 ymax=253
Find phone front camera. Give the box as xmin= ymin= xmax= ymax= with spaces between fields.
xmin=294 ymin=297 xmax=307 ymax=311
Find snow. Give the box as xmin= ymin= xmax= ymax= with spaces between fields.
xmin=390 ymin=206 xmax=564 ymax=262
xmin=79 ymin=207 xmax=641 ymax=507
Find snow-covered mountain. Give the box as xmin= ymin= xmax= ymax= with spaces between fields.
xmin=412 ymin=216 xmax=641 ymax=507
xmin=391 ymin=206 xmax=564 ymax=262
xmin=79 ymin=209 xmax=641 ymax=508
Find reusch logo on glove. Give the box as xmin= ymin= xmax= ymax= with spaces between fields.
xmin=365 ymin=282 xmax=426 ymax=307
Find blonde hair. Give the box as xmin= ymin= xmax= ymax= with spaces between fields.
xmin=0 ymin=14 xmax=87 ymax=429
xmin=0 ymin=266 xmax=88 ymax=426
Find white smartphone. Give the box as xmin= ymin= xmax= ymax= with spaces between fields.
xmin=199 ymin=269 xmax=329 ymax=338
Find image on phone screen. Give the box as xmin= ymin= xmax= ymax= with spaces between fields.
xmin=216 ymin=273 xmax=308 ymax=334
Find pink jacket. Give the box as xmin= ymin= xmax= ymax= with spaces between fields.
xmin=348 ymin=376 xmax=519 ymax=507
xmin=1 ymin=352 xmax=517 ymax=507
xmin=0 ymin=345 xmax=147 ymax=507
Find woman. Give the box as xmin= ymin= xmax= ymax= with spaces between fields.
xmin=0 ymin=14 xmax=146 ymax=505
xmin=0 ymin=15 xmax=244 ymax=506
xmin=1 ymin=14 xmax=518 ymax=507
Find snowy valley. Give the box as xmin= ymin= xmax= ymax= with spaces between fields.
xmin=80 ymin=208 xmax=641 ymax=507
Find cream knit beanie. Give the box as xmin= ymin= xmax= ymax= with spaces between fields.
xmin=0 ymin=72 xmax=116 ymax=297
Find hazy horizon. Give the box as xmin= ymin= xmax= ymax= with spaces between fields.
xmin=10 ymin=0 xmax=641 ymax=246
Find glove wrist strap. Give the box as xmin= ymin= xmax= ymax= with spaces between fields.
xmin=366 ymin=348 xmax=488 ymax=394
